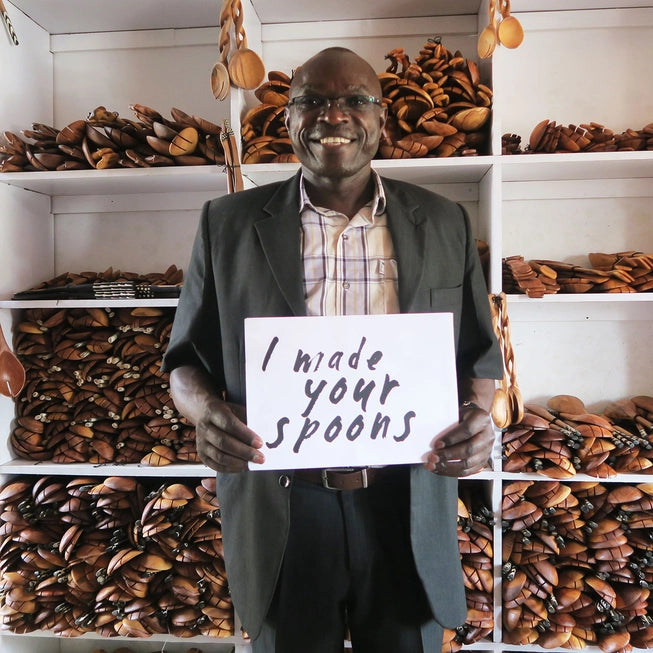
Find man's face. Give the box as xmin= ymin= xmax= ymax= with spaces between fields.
xmin=285 ymin=51 xmax=387 ymax=182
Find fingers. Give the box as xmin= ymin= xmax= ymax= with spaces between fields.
xmin=196 ymin=400 xmax=265 ymax=473
xmin=424 ymin=407 xmax=494 ymax=477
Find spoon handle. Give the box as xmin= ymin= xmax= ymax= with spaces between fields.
xmin=0 ymin=0 xmax=19 ymax=45
xmin=0 ymin=321 xmax=9 ymax=353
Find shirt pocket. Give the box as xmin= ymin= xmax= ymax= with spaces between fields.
xmin=376 ymin=258 xmax=399 ymax=314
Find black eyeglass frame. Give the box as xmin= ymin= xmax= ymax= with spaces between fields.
xmin=286 ymin=94 xmax=383 ymax=113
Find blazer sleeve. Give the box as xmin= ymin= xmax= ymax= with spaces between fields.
xmin=161 ymin=199 xmax=226 ymax=390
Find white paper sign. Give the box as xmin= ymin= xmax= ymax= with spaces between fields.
xmin=245 ymin=313 xmax=458 ymax=470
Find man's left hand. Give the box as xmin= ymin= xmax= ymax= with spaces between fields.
xmin=423 ymin=402 xmax=494 ymax=477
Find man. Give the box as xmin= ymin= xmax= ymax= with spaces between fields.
xmin=163 ymin=47 xmax=503 ymax=652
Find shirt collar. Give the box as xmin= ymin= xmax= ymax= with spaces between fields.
xmin=299 ymin=169 xmax=387 ymax=217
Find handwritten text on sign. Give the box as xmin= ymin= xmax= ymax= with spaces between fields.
xmin=245 ymin=313 xmax=458 ymax=470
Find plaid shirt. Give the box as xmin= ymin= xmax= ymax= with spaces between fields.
xmin=299 ymin=171 xmax=400 ymax=317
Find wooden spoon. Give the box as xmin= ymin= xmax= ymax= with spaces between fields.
xmin=0 ymin=322 xmax=25 ymax=398
xmin=497 ymin=0 xmax=524 ymax=49
xmin=477 ymin=0 xmax=498 ymax=59
xmin=227 ymin=0 xmax=265 ymax=90
xmin=547 ymin=394 xmax=586 ymax=416
xmin=491 ymin=385 xmax=512 ymax=430
xmin=548 ymin=394 xmax=614 ymax=428
xmin=210 ymin=0 xmax=233 ymax=101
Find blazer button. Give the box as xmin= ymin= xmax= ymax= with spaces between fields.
xmin=278 ymin=474 xmax=291 ymax=488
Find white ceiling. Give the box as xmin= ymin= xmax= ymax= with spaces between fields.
xmin=9 ymin=1 xmax=481 ymax=34
xmin=8 ymin=0 xmax=653 ymax=34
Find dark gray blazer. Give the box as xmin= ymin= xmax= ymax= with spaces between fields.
xmin=164 ymin=171 xmax=503 ymax=638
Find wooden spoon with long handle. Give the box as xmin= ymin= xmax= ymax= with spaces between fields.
xmin=227 ymin=0 xmax=265 ymax=90
xmin=0 ymin=322 xmax=25 ymax=398
xmin=210 ymin=0 xmax=233 ymax=101
xmin=497 ymin=0 xmax=524 ymax=49
xmin=477 ymin=0 xmax=498 ymax=59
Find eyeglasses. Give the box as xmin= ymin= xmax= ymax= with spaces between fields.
xmin=286 ymin=94 xmax=383 ymax=114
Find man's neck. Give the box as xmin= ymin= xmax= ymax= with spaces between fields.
xmin=302 ymin=170 xmax=376 ymax=219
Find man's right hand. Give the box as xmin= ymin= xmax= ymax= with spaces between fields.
xmin=169 ymin=365 xmax=265 ymax=473
xmin=195 ymin=397 xmax=265 ymax=472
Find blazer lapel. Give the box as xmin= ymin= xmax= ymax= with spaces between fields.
xmin=384 ymin=181 xmax=426 ymax=312
xmin=254 ymin=173 xmax=307 ymax=317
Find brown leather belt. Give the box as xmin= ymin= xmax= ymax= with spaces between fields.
xmin=294 ymin=467 xmax=382 ymax=491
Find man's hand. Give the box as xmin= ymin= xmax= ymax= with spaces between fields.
xmin=169 ymin=365 xmax=265 ymax=473
xmin=423 ymin=402 xmax=494 ymax=477
xmin=195 ymin=397 xmax=265 ymax=473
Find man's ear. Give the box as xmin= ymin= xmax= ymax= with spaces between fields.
xmin=379 ymin=105 xmax=388 ymax=132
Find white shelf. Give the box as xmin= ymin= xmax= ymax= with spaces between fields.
xmin=0 ymin=460 xmax=214 ymax=477
xmin=1 ymin=298 xmax=179 ymax=308
xmin=500 ymin=470 xmax=653 ymax=485
xmin=501 ymin=151 xmax=653 ymax=182
xmin=0 ymin=165 xmax=228 ymax=196
xmin=3 ymin=152 xmax=651 ymax=200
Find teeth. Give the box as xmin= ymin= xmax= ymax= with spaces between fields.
xmin=319 ymin=137 xmax=351 ymax=144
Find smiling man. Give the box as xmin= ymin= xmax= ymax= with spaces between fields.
xmin=164 ymin=47 xmax=503 ymax=652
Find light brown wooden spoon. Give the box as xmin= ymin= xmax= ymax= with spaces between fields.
xmin=497 ymin=0 xmax=524 ymax=49
xmin=210 ymin=0 xmax=232 ymax=101
xmin=477 ymin=0 xmax=498 ymax=59
xmin=227 ymin=0 xmax=265 ymax=90
xmin=0 ymin=322 xmax=25 ymax=398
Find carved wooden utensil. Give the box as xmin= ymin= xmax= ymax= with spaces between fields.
xmin=497 ymin=0 xmax=524 ymax=49
xmin=0 ymin=321 xmax=25 ymax=398
xmin=210 ymin=0 xmax=233 ymax=101
xmin=477 ymin=0 xmax=498 ymax=59
xmin=227 ymin=0 xmax=265 ymax=90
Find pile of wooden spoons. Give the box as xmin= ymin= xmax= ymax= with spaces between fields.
xmin=503 ymin=120 xmax=653 ymax=154
xmin=442 ymin=482 xmax=495 ymax=652
xmin=504 ymin=250 xmax=653 ymax=296
xmin=8 ymin=268 xmax=201 ymax=467
xmin=502 ymin=479 xmax=653 ymax=650
xmin=502 ymin=394 xmax=653 ymax=478
xmin=0 ymin=476 xmax=233 ymax=637
xmin=0 ymin=104 xmax=225 ymax=173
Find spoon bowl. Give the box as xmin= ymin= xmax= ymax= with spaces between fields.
xmin=491 ymin=387 xmax=512 ymax=429
xmin=498 ymin=15 xmax=524 ymax=49
xmin=211 ymin=2 xmax=233 ymax=101
xmin=211 ymin=61 xmax=231 ymax=101
xmin=477 ymin=23 xmax=498 ymax=59
xmin=228 ymin=36 xmax=265 ymax=90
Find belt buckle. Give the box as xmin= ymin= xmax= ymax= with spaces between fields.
xmin=321 ymin=467 xmax=368 ymax=490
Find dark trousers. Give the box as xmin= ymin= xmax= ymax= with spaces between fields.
xmin=252 ymin=466 xmax=443 ymax=652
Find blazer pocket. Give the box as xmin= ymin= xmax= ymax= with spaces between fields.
xmin=429 ymin=285 xmax=462 ymax=312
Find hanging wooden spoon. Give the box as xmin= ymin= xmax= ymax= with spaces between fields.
xmin=491 ymin=381 xmax=512 ymax=430
xmin=497 ymin=0 xmax=524 ymax=49
xmin=0 ymin=322 xmax=25 ymax=398
xmin=210 ymin=0 xmax=233 ymax=101
xmin=477 ymin=0 xmax=499 ymax=59
xmin=227 ymin=0 xmax=265 ymax=90
xmin=489 ymin=293 xmax=517 ymax=429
